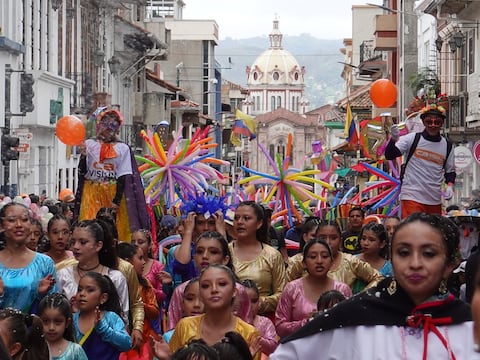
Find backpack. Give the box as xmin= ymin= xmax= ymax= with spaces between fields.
xmin=399 ymin=132 xmax=453 ymax=183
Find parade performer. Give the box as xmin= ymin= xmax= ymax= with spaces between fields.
xmin=385 ymin=102 xmax=455 ymax=218
xmin=74 ymin=107 xmax=149 ymax=242
xmin=272 ymin=213 xmax=477 ymax=359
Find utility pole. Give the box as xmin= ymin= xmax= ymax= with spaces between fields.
xmin=400 ymin=0 xmax=418 ymax=117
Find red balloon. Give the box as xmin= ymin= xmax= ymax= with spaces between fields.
xmin=56 ymin=115 xmax=86 ymax=146
xmin=369 ymin=79 xmax=397 ymax=108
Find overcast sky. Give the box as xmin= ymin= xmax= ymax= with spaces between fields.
xmin=183 ymin=0 xmax=383 ymax=40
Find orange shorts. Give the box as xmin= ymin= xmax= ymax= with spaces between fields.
xmin=401 ymin=200 xmax=442 ymax=219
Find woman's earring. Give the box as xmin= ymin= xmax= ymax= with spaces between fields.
xmin=387 ymin=279 xmax=397 ymax=295
xmin=439 ymin=279 xmax=448 ymax=294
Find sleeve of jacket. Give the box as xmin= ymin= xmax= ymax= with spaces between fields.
xmin=260 ymin=249 xmax=286 ymax=314
xmin=118 ymin=259 xmax=145 ymax=332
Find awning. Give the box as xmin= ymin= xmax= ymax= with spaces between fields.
xmin=324 ymin=121 xmax=345 ymax=129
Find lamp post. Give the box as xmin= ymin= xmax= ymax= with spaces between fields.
xmin=93 ymin=48 xmax=105 ymax=67
xmin=108 ymin=55 xmax=121 ymax=76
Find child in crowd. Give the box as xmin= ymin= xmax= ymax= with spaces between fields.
xmin=242 ymin=279 xmax=278 ymax=356
xmin=383 ymin=216 xmax=400 ymax=259
xmin=131 ymin=229 xmax=171 ymax=332
xmin=316 ymin=290 xmax=346 ymax=312
xmin=169 ymin=264 xmax=259 ymax=359
xmin=276 ymin=239 xmax=351 ymax=338
xmin=0 ymin=308 xmax=49 ymax=360
xmin=153 ymin=338 xmax=219 ymax=360
xmin=168 ymin=231 xmax=251 ymax=330
xmin=72 ymin=272 xmax=132 ymax=359
xmin=44 ymin=214 xmax=74 ymax=270
xmin=38 ymin=293 xmax=87 ymax=359
xmin=26 ymin=218 xmax=43 ymax=252
xmin=354 ymin=223 xmax=393 ymax=293
xmin=212 ymin=331 xmax=254 ymax=360
xmin=163 ymin=277 xmax=204 ymax=343
xmin=117 ymin=242 xmax=160 ymax=347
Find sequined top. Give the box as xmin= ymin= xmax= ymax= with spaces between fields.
xmin=145 ymin=259 xmax=167 ymax=303
xmin=167 ymin=280 xmax=252 ymax=330
xmin=229 ymin=242 xmax=286 ymax=314
xmin=0 ymin=252 xmax=58 ymax=312
xmin=287 ymin=252 xmax=383 ymax=289
xmin=169 ymin=314 xmax=260 ymax=360
xmin=254 ymin=315 xmax=278 ymax=355
xmin=51 ymin=341 xmax=88 ymax=360
xmin=275 ymin=277 xmax=352 ymax=338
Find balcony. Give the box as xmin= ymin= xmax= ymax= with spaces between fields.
xmin=444 ymin=94 xmax=478 ymax=142
xmin=374 ymin=14 xmax=397 ymax=51
xmin=358 ymin=40 xmax=385 ymax=79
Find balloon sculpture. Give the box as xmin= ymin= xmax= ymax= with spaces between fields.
xmin=369 ymin=79 xmax=397 ymax=108
xmin=136 ymin=126 xmax=229 ymax=209
xmin=239 ymin=133 xmax=333 ymax=227
xmin=55 ymin=115 xmax=86 ymax=146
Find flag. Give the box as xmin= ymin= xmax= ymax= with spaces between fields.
xmin=344 ymin=103 xmax=358 ymax=145
xmin=230 ymin=109 xmax=257 ymax=146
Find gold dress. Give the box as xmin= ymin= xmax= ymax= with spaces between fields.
xmin=169 ymin=314 xmax=260 ymax=360
xmin=229 ymin=242 xmax=286 ymax=314
xmin=286 ymin=251 xmax=383 ymax=289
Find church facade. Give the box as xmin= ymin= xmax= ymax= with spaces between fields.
xmin=241 ymin=19 xmax=329 ymax=174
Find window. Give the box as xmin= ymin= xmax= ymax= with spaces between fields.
xmin=294 ymin=72 xmax=299 ymax=81
xmin=468 ymin=32 xmax=475 ymax=74
xmin=273 ymin=72 xmax=279 ymax=81
xmin=253 ymin=72 xmax=258 ymax=81
xmin=277 ymin=96 xmax=281 ymax=108
xmin=271 ymin=96 xmax=276 ymax=111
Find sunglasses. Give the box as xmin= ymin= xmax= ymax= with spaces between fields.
xmin=423 ymin=117 xmax=444 ymax=126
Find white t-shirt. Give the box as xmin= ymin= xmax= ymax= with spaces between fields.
xmin=396 ymin=132 xmax=454 ymax=205
xmin=84 ymin=139 xmax=132 ymax=182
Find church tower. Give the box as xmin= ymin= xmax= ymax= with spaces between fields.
xmin=244 ymin=18 xmax=308 ymax=116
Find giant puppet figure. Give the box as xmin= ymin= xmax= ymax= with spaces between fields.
xmin=74 ymin=107 xmax=149 ymax=241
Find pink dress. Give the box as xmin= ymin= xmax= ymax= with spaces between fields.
xmin=275 ymin=277 xmax=352 ymax=338
xmin=167 ymin=280 xmax=252 ymax=330
xmin=145 ymin=259 xmax=166 ymax=304
xmin=254 ymin=315 xmax=278 ymax=355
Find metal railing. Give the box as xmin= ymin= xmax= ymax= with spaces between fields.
xmin=359 ymin=40 xmax=383 ymax=63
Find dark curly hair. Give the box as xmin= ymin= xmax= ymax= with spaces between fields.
xmin=392 ymin=212 xmax=459 ymax=263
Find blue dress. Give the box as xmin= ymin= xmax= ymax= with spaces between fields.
xmin=0 ymin=252 xmax=58 ymax=312
xmin=52 ymin=341 xmax=88 ymax=360
xmin=73 ymin=311 xmax=132 ymax=360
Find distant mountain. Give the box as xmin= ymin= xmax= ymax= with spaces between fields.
xmin=215 ymin=34 xmax=346 ymax=109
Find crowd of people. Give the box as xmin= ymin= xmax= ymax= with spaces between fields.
xmin=1 ymin=193 xmax=480 ymax=359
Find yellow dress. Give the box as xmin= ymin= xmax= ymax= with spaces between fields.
xmin=169 ymin=314 xmax=260 ymax=360
xmin=286 ymin=251 xmax=383 ymax=289
xmin=229 ymin=242 xmax=286 ymax=314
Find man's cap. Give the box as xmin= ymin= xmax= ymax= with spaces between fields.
xmin=160 ymin=214 xmax=178 ymax=229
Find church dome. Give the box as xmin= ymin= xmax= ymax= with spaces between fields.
xmin=247 ymin=19 xmax=304 ymax=86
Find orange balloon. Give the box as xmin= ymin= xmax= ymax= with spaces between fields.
xmin=370 ymin=79 xmax=397 ymax=108
xmin=56 ymin=115 xmax=86 ymax=146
